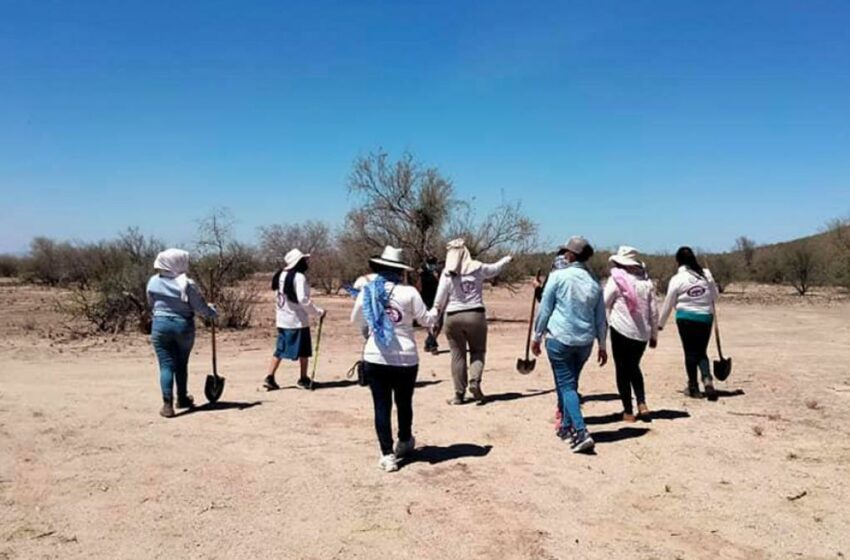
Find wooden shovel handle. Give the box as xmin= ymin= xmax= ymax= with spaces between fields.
xmin=524 ymin=269 xmax=542 ymax=359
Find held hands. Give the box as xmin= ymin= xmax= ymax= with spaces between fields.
xmin=597 ymin=349 xmax=608 ymax=367
xmin=531 ymin=339 xmax=542 ymax=357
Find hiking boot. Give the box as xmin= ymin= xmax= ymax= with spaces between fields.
xmin=622 ymin=412 xmax=637 ymax=423
xmin=687 ymin=384 xmax=701 ymax=399
xmin=469 ymin=385 xmax=486 ymax=405
xmin=394 ymin=436 xmax=416 ymax=459
xmin=378 ymin=454 xmax=399 ymax=473
xmin=571 ymin=430 xmax=595 ymax=453
xmin=704 ymin=381 xmax=718 ymax=402
xmin=263 ymin=375 xmax=280 ymax=391
xmin=296 ymin=377 xmax=311 ymax=390
xmin=447 ymin=393 xmax=465 ymax=405
xmin=159 ymin=399 xmax=175 ymax=418
xmin=175 ymin=394 xmax=195 ymax=409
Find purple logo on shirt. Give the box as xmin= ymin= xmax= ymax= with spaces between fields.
xmin=386 ymin=305 xmax=403 ymax=324
xmin=461 ymin=280 xmax=476 ymax=295
xmin=687 ymin=286 xmax=706 ymax=298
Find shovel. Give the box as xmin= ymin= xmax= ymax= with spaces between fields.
xmin=308 ymin=314 xmax=325 ymax=391
xmin=516 ymin=269 xmax=542 ymax=375
xmin=204 ymin=315 xmax=226 ymax=403
xmin=712 ymin=305 xmax=732 ymax=381
xmin=204 ymin=272 xmax=226 ymax=403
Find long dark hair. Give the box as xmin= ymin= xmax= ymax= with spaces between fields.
xmin=675 ymin=246 xmax=704 ymax=277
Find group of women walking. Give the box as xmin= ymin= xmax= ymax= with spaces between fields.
xmin=146 ymin=237 xmax=721 ymax=470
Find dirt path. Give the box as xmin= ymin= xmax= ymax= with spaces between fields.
xmin=1 ymin=285 xmax=849 ymax=559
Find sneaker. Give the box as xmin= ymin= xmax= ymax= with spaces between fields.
xmin=263 ymin=375 xmax=280 ymax=391
xmin=430 ymin=347 xmax=440 ymax=356
xmin=296 ymin=377 xmax=311 ymax=390
xmin=622 ymin=412 xmax=637 ymax=423
xmin=637 ymin=404 xmax=652 ymax=422
xmin=159 ymin=399 xmax=175 ymax=418
xmin=556 ymin=426 xmax=575 ymax=441
xmin=175 ymin=394 xmax=194 ymax=409
xmin=378 ymin=454 xmax=399 ymax=473
xmin=394 ymin=436 xmax=416 ymax=459
xmin=571 ymin=430 xmax=595 ymax=453
xmin=469 ymin=385 xmax=486 ymax=405
xmin=704 ymin=381 xmax=718 ymax=402
xmin=447 ymin=393 xmax=465 ymax=405
xmin=686 ymin=385 xmax=701 ymax=399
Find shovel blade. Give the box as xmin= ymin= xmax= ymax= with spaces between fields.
xmin=204 ymin=374 xmax=226 ymax=403
xmin=713 ymin=358 xmax=732 ymax=381
xmin=516 ymin=358 xmax=536 ymax=375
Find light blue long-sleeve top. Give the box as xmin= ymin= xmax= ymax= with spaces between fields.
xmin=533 ymin=262 xmax=607 ymax=348
xmin=146 ymin=275 xmax=217 ymax=320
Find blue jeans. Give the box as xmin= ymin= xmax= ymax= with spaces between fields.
xmin=546 ymin=338 xmax=593 ymax=432
xmin=151 ymin=315 xmax=195 ymax=400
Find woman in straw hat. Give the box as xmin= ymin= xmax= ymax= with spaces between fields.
xmin=604 ymin=246 xmax=659 ymax=422
xmin=263 ymin=248 xmax=326 ymax=391
xmin=146 ymin=248 xmax=217 ymax=418
xmin=659 ymin=247 xmax=719 ymax=401
xmin=433 ymin=239 xmax=512 ymax=405
xmin=351 ymin=246 xmax=439 ymax=472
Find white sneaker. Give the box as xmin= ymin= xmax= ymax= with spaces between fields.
xmin=378 ymin=454 xmax=399 ymax=473
xmin=394 ymin=436 xmax=416 ymax=459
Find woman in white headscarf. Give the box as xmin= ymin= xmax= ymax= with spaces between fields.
xmin=433 ymin=239 xmax=512 ymax=405
xmin=146 ymin=249 xmax=217 ymax=418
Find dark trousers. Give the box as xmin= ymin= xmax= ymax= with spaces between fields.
xmin=366 ymin=362 xmax=418 ymax=455
xmin=676 ymin=318 xmax=713 ymax=387
xmin=610 ymin=328 xmax=647 ymax=414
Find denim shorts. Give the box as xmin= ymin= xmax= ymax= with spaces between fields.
xmin=274 ymin=327 xmax=312 ymax=360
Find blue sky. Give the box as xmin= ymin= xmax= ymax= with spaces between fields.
xmin=2 ymin=0 xmax=850 ymax=254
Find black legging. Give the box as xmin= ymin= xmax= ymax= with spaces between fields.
xmin=610 ymin=327 xmax=647 ymax=414
xmin=676 ymin=318 xmax=713 ymax=387
xmin=365 ymin=362 xmax=418 ymax=455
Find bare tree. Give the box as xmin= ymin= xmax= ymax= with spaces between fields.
xmin=782 ymin=243 xmax=820 ymax=296
xmin=346 ymin=151 xmax=457 ymax=266
xmin=448 ymin=199 xmax=538 ymax=259
xmin=734 ymin=236 xmax=757 ymax=269
xmin=258 ymin=221 xmax=343 ymax=294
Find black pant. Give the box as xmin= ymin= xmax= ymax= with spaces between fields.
xmin=610 ymin=327 xmax=647 ymax=414
xmin=365 ymin=362 xmax=418 ymax=455
xmin=676 ymin=318 xmax=713 ymax=387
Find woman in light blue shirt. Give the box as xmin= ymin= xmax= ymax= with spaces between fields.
xmin=532 ymin=236 xmax=608 ymax=453
xmin=146 ymin=249 xmax=217 ymax=418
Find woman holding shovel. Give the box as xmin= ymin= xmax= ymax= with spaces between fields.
xmin=351 ymin=246 xmax=438 ymax=473
xmin=604 ymin=246 xmax=659 ymax=422
xmin=146 ymin=249 xmax=217 ymax=418
xmin=263 ymin=249 xmax=326 ymax=391
xmin=659 ymin=247 xmax=719 ymax=401
xmin=432 ymin=239 xmax=512 ymax=405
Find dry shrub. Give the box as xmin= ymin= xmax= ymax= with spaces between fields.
xmin=0 ymin=254 xmax=23 ymax=277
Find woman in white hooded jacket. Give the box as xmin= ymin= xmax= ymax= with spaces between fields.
xmin=659 ymin=247 xmax=719 ymax=400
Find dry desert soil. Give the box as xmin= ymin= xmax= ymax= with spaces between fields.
xmin=1 ymin=280 xmax=849 ymax=559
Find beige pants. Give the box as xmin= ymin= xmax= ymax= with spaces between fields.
xmin=444 ymin=310 xmax=488 ymax=395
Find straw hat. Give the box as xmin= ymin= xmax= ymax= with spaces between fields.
xmin=609 ymin=246 xmax=643 ymax=268
xmin=283 ymin=248 xmax=310 ymax=271
xmin=369 ymin=246 xmax=413 ymax=271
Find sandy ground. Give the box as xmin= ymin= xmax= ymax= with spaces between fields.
xmin=1 ymin=281 xmax=849 ymax=559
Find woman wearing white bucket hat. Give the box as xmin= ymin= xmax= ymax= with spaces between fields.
xmin=351 ymin=246 xmax=439 ymax=472
xmin=604 ymin=246 xmax=659 ymax=422
xmin=263 ymin=248 xmax=325 ymax=391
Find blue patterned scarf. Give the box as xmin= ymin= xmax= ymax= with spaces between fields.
xmin=362 ymin=271 xmax=402 ymax=348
